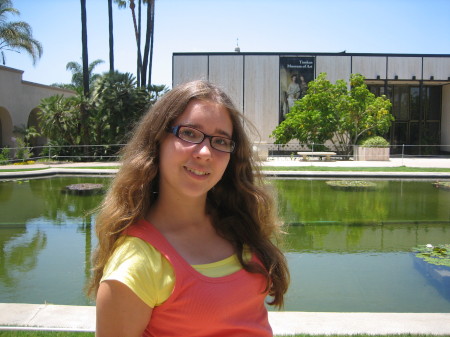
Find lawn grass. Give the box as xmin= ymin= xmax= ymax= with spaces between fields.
xmin=262 ymin=166 xmax=450 ymax=172
xmin=0 ymin=332 xmax=446 ymax=337
xmin=1 ymin=165 xmax=450 ymax=173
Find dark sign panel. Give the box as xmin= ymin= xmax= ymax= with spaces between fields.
xmin=279 ymin=56 xmax=315 ymax=122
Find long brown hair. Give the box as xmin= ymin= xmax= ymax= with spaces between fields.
xmin=88 ymin=80 xmax=289 ymax=307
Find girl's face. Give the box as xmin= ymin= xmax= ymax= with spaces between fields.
xmin=158 ymin=99 xmax=233 ymax=201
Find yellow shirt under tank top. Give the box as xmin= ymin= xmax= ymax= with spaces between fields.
xmin=101 ymin=236 xmax=251 ymax=308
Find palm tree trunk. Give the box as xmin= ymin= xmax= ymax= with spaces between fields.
xmin=80 ymin=0 xmax=90 ymax=152
xmin=108 ymin=0 xmax=114 ymax=72
xmin=129 ymin=0 xmax=142 ymax=86
xmin=141 ymin=0 xmax=153 ymax=87
xmin=148 ymin=0 xmax=155 ymax=86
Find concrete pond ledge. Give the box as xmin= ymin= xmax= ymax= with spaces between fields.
xmin=1 ymin=303 xmax=450 ymax=335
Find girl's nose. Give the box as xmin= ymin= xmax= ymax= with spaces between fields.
xmin=193 ymin=138 xmax=213 ymax=158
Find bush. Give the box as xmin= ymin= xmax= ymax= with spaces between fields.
xmin=360 ymin=136 xmax=389 ymax=147
xmin=0 ymin=147 xmax=11 ymax=165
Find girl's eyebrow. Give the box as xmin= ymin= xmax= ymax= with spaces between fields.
xmin=182 ymin=122 xmax=232 ymax=139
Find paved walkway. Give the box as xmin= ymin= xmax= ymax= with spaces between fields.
xmin=1 ymin=157 xmax=450 ymax=334
xmin=1 ymin=157 xmax=450 ymax=179
xmin=1 ymin=303 xmax=450 ymax=335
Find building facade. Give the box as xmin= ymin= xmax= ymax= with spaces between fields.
xmin=0 ymin=65 xmax=74 ymax=149
xmin=172 ymin=52 xmax=450 ymax=154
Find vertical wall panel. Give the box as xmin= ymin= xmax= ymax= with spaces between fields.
xmin=208 ymin=55 xmax=244 ymax=111
xmin=244 ymin=55 xmax=279 ymax=143
xmin=442 ymin=84 xmax=450 ymax=151
xmin=423 ymin=57 xmax=450 ymax=80
xmin=172 ymin=55 xmax=208 ymax=86
xmin=387 ymin=57 xmax=421 ymax=79
xmin=316 ymin=56 xmax=351 ymax=83
xmin=352 ymin=56 xmax=387 ymax=79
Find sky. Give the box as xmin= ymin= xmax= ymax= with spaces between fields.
xmin=4 ymin=0 xmax=450 ymax=88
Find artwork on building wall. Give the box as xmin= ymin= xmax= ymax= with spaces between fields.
xmin=279 ymin=56 xmax=315 ymax=123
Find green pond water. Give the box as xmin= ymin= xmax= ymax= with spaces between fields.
xmin=0 ymin=176 xmax=449 ymax=312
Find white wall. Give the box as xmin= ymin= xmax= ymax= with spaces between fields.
xmin=0 ymin=65 xmax=74 ymax=147
xmin=442 ymin=84 xmax=450 ymax=151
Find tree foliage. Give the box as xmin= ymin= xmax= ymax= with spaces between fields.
xmin=0 ymin=0 xmax=43 ymax=65
xmin=90 ymin=71 xmax=152 ymax=145
xmin=38 ymin=71 xmax=158 ymax=158
xmin=272 ymin=73 xmax=394 ymax=154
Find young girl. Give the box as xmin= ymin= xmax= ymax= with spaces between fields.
xmin=89 ymin=80 xmax=290 ymax=337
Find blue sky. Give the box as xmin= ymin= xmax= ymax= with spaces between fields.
xmin=5 ymin=0 xmax=450 ymax=88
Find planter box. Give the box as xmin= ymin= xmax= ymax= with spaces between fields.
xmin=353 ymin=145 xmax=390 ymax=161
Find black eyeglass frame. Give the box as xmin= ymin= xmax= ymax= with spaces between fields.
xmin=167 ymin=125 xmax=236 ymax=153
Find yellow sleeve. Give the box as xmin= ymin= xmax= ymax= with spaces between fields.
xmin=101 ymin=236 xmax=175 ymax=308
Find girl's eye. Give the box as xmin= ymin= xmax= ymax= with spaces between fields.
xmin=213 ymin=137 xmax=231 ymax=146
xmin=180 ymin=128 xmax=198 ymax=139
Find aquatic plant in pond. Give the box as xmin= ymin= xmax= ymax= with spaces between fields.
xmin=433 ymin=181 xmax=450 ymax=191
xmin=414 ymin=244 xmax=450 ymax=267
xmin=325 ymin=180 xmax=377 ymax=191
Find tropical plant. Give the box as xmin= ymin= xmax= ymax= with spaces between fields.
xmin=38 ymin=94 xmax=83 ymax=146
xmin=272 ymin=73 xmax=394 ymax=155
xmin=90 ymin=71 xmax=152 ymax=145
xmin=39 ymin=71 xmax=154 ymax=158
xmin=65 ymin=59 xmax=104 ymax=90
xmin=0 ymin=0 xmax=43 ymax=65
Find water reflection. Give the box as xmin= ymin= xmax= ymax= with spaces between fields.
xmin=0 ymin=227 xmax=46 ymax=287
xmin=0 ymin=177 xmax=449 ymax=311
xmin=273 ymin=179 xmax=450 ymax=225
xmin=0 ymin=176 xmax=106 ymax=305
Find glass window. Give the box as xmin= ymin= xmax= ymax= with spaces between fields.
xmin=392 ymin=86 xmax=409 ymax=120
xmin=392 ymin=122 xmax=408 ymax=146
xmin=410 ymin=87 xmax=420 ymax=120
xmin=428 ymin=86 xmax=442 ymax=120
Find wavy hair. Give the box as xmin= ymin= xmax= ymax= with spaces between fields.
xmin=88 ymin=80 xmax=289 ymax=307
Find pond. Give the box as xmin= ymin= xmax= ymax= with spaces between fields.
xmin=0 ymin=176 xmax=449 ymax=312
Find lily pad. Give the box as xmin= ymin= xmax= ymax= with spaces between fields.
xmin=413 ymin=244 xmax=450 ymax=267
xmin=63 ymin=183 xmax=104 ymax=195
xmin=326 ymin=180 xmax=377 ymax=191
xmin=433 ymin=181 xmax=450 ymax=191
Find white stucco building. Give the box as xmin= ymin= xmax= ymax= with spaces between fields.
xmin=0 ymin=65 xmax=74 ymax=148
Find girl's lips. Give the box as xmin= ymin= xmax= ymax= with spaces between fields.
xmin=184 ymin=166 xmax=210 ymax=176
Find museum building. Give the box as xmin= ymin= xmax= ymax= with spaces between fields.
xmin=172 ymin=52 xmax=450 ymax=155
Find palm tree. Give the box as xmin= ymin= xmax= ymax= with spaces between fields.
xmin=108 ymin=0 xmax=114 ymax=72
xmin=66 ymin=59 xmax=104 ymax=89
xmin=141 ymin=0 xmax=154 ymax=87
xmin=0 ymin=0 xmax=43 ymax=66
xmin=116 ymin=0 xmax=155 ymax=87
xmin=80 ymin=0 xmax=90 ymax=152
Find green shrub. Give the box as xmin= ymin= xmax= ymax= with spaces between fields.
xmin=360 ymin=136 xmax=389 ymax=147
xmin=0 ymin=147 xmax=11 ymax=165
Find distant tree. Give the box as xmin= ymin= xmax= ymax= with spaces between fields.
xmin=272 ymin=73 xmax=393 ymax=155
xmin=65 ymin=59 xmax=104 ymax=89
xmin=40 ymin=71 xmax=156 ymax=153
xmin=38 ymin=94 xmax=84 ymax=146
xmin=90 ymin=71 xmax=152 ymax=145
xmin=0 ymin=0 xmax=43 ymax=65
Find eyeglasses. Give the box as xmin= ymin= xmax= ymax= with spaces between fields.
xmin=167 ymin=125 xmax=236 ymax=153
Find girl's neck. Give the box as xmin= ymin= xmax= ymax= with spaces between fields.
xmin=147 ymin=193 xmax=210 ymax=232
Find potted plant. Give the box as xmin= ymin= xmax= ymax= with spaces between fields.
xmin=354 ymin=136 xmax=390 ymax=161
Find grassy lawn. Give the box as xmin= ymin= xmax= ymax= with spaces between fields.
xmin=262 ymin=166 xmax=450 ymax=172
xmin=1 ymin=165 xmax=450 ymax=173
xmin=0 ymin=332 xmax=446 ymax=337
